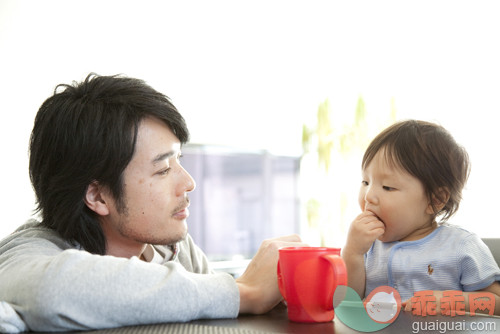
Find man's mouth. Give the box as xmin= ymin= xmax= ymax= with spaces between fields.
xmin=171 ymin=198 xmax=190 ymax=219
xmin=172 ymin=208 xmax=189 ymax=219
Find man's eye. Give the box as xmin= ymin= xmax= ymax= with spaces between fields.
xmin=158 ymin=168 xmax=171 ymax=176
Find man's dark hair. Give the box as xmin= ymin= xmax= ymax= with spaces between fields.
xmin=29 ymin=73 xmax=189 ymax=254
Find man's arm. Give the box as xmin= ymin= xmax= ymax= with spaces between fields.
xmin=0 ymin=228 xmax=240 ymax=332
xmin=1 ymin=226 xmax=306 ymax=331
xmin=235 ymin=234 xmax=306 ymax=314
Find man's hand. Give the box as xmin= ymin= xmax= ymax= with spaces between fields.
xmin=235 ymin=234 xmax=307 ymax=314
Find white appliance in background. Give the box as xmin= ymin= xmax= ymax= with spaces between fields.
xmin=181 ymin=144 xmax=300 ymax=274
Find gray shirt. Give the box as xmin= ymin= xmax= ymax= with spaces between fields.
xmin=0 ymin=220 xmax=239 ymax=332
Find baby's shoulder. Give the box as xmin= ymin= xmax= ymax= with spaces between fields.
xmin=433 ymin=224 xmax=488 ymax=256
xmin=434 ymin=223 xmax=477 ymax=242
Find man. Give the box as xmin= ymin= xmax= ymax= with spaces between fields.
xmin=0 ymin=74 xmax=304 ymax=332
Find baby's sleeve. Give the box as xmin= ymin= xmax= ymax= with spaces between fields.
xmin=459 ymin=234 xmax=500 ymax=292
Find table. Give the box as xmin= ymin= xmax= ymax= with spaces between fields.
xmin=192 ymin=304 xmax=500 ymax=334
xmin=39 ymin=304 xmax=500 ymax=334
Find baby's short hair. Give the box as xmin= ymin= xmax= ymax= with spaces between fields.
xmin=362 ymin=120 xmax=470 ymax=221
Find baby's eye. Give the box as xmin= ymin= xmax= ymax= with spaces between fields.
xmin=383 ymin=185 xmax=395 ymax=191
xmin=361 ymin=180 xmax=369 ymax=186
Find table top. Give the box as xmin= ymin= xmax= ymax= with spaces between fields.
xmin=38 ymin=303 xmax=500 ymax=334
xmin=191 ymin=304 xmax=500 ymax=334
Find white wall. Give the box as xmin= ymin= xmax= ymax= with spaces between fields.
xmin=1 ymin=0 xmax=499 ymax=240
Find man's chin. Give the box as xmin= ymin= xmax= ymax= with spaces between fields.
xmin=170 ymin=230 xmax=188 ymax=245
xmin=149 ymin=228 xmax=188 ymax=246
xmin=171 ymin=226 xmax=188 ymax=243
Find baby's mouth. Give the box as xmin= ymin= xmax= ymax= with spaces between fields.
xmin=375 ymin=214 xmax=387 ymax=240
xmin=366 ymin=209 xmax=385 ymax=225
xmin=375 ymin=214 xmax=385 ymax=226
xmin=369 ymin=211 xmax=387 ymax=235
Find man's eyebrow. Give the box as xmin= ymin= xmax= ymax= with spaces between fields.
xmin=152 ymin=151 xmax=176 ymax=165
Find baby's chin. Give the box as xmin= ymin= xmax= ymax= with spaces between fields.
xmin=377 ymin=233 xmax=398 ymax=243
xmin=377 ymin=235 xmax=387 ymax=242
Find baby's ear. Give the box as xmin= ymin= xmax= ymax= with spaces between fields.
xmin=426 ymin=187 xmax=450 ymax=215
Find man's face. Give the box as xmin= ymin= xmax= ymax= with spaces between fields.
xmin=101 ymin=116 xmax=196 ymax=254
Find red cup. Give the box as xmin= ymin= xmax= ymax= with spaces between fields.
xmin=277 ymin=247 xmax=348 ymax=323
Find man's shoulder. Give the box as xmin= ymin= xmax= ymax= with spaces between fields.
xmin=0 ymin=219 xmax=76 ymax=254
xmin=1 ymin=219 xmax=46 ymax=243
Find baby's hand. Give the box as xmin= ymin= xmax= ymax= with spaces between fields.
xmin=345 ymin=211 xmax=385 ymax=255
xmin=402 ymin=291 xmax=444 ymax=314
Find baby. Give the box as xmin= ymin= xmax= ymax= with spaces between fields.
xmin=342 ymin=120 xmax=500 ymax=315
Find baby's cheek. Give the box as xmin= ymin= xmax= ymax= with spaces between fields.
xmin=358 ymin=199 xmax=365 ymax=211
xmin=357 ymin=188 xmax=366 ymax=210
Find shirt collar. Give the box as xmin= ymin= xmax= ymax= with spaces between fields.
xmin=141 ymin=243 xmax=178 ymax=263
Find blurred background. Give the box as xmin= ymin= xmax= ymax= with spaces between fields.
xmin=1 ymin=1 xmax=499 ymax=267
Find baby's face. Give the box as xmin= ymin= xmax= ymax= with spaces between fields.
xmin=358 ymin=149 xmax=435 ymax=242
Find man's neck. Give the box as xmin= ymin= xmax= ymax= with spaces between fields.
xmin=105 ymin=242 xmax=147 ymax=259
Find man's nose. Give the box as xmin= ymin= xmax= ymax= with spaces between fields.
xmin=178 ymin=166 xmax=196 ymax=195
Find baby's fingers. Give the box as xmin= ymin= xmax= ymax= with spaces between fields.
xmin=402 ymin=299 xmax=412 ymax=312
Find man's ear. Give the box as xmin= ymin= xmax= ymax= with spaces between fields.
xmin=426 ymin=187 xmax=450 ymax=215
xmin=84 ymin=181 xmax=110 ymax=216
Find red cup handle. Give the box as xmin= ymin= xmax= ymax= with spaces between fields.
xmin=321 ymin=254 xmax=348 ymax=310
xmin=277 ymin=260 xmax=286 ymax=300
